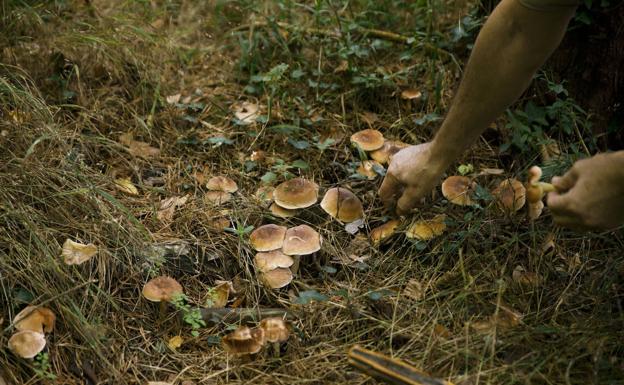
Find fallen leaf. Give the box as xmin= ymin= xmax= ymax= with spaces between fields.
xmin=334 ymin=60 xmax=349 ymax=73
xmin=206 ymin=282 xmax=231 ymax=308
xmin=512 ymin=265 xmax=541 ymax=286
xmin=114 ymin=178 xmax=139 ymax=195
xmin=167 ymin=335 xmax=184 ymax=350
xmin=433 ymin=323 xmax=451 ymax=339
xmin=157 ymin=195 xmax=189 ymax=223
xmin=62 ymin=239 xmax=97 ymax=265
xmin=233 ymin=101 xmax=259 ymax=125
xmin=403 ymin=278 xmax=426 ymax=301
xmin=119 ymin=133 xmax=160 ymax=158
xmin=478 ymin=168 xmax=505 ymax=176
xmin=406 ymin=215 xmax=447 ymax=240
xmin=358 ymin=111 xmax=378 ymax=126
xmin=166 ymin=94 xmax=181 ymax=104
xmin=541 ymin=232 xmax=556 ymax=255
xmin=345 ymin=218 xmax=365 ymax=235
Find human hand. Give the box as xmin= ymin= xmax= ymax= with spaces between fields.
xmin=547 ymin=151 xmax=624 ymax=231
xmin=378 ymin=142 xmax=446 ymax=215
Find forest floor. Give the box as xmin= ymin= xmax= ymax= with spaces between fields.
xmin=1 ymin=1 xmax=622 ymax=384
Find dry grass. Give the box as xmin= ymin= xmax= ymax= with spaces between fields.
xmin=1 ymin=1 xmax=622 ymax=384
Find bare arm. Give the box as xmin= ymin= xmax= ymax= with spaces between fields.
xmin=380 ymin=0 xmax=578 ymax=213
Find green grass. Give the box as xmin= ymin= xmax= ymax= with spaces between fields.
xmin=0 ymin=1 xmax=622 ymax=384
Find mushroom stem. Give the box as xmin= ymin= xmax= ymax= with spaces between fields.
xmin=158 ymin=301 xmax=167 ymax=322
xmin=290 ymin=255 xmax=301 ymax=275
xmin=272 ymin=342 xmax=281 ymax=358
xmin=538 ymin=182 xmax=556 ymax=193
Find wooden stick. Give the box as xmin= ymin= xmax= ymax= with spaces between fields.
xmin=199 ymin=308 xmax=294 ymax=326
xmin=348 ymin=345 xmax=454 ymax=385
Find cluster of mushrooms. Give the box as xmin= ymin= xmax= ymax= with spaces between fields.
xmin=7 ymin=306 xmax=56 ymax=359
xmin=221 ymin=317 xmax=290 ymax=356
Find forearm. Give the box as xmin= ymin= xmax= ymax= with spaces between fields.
xmin=430 ymin=0 xmax=576 ymax=168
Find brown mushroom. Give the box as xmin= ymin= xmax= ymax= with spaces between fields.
xmin=249 ymin=224 xmax=287 ymax=252
xmin=8 ymin=330 xmax=46 ymax=359
xmin=526 ymin=166 xmax=556 ymax=220
xmin=269 ymin=203 xmax=298 ymax=218
xmin=320 ymin=187 xmax=364 ymax=223
xmin=13 ymin=306 xmax=55 ymax=334
xmin=350 ymin=129 xmax=385 ymax=151
xmin=441 ymin=176 xmax=476 ymax=206
xmin=370 ymin=140 xmax=408 ymax=165
xmin=370 ymin=220 xmax=401 ymax=245
xmin=356 ymin=160 xmax=381 ymax=180
xmin=222 ymin=326 xmax=265 ymax=355
xmin=273 ymin=178 xmax=319 ymax=209
xmin=492 ymin=178 xmax=526 ymax=213
xmin=142 ymin=276 xmax=184 ymax=320
xmin=406 ymin=215 xmax=447 ymax=241
xmin=206 ymin=176 xmax=238 ymax=193
xmin=261 ymin=268 xmax=294 ymax=289
xmin=259 ymin=317 xmax=290 ymax=357
xmin=254 ymin=250 xmax=294 ymax=273
xmin=204 ymin=191 xmax=232 ymax=205
xmin=282 ymin=225 xmax=322 ymax=255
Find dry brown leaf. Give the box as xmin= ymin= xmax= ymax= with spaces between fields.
xmin=166 ymin=94 xmax=181 ymax=104
xmin=512 ymin=265 xmax=541 ymax=286
xmin=206 ymin=282 xmax=231 ymax=308
xmin=233 ymin=101 xmax=259 ymax=125
xmin=157 ymin=195 xmax=189 ymax=223
xmin=541 ymin=232 xmax=556 ymax=255
xmin=167 ymin=335 xmax=184 ymax=350
xmin=334 ymin=60 xmax=349 ymax=73
xmin=114 ymin=178 xmax=139 ymax=195
xmin=119 ymin=133 xmax=160 ymax=158
xmin=433 ymin=323 xmax=451 ymax=339
xmin=62 ymin=239 xmax=97 ymax=265
xmin=403 ymin=278 xmax=426 ymax=301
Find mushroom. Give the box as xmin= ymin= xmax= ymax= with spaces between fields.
xmin=222 ymin=325 xmax=266 ymax=355
xmin=356 ymin=160 xmax=381 ymax=180
xmin=61 ymin=239 xmax=97 ymax=265
xmin=8 ymin=330 xmax=46 ymax=359
xmin=204 ymin=191 xmax=232 ymax=205
xmin=406 ymin=215 xmax=447 ymax=241
xmin=13 ymin=306 xmax=55 ymax=334
xmin=249 ymin=224 xmax=287 ymax=252
xmin=350 ymin=129 xmax=385 ymax=151
xmin=492 ymin=178 xmax=526 ymax=213
xmin=206 ymin=176 xmax=238 ymax=193
xmin=441 ymin=176 xmax=476 ymax=206
xmin=142 ymin=276 xmax=184 ymax=320
xmin=261 ymin=268 xmax=294 ymax=289
xmin=526 ymin=166 xmax=556 ymax=220
xmin=282 ymin=225 xmax=322 ymax=256
xmin=259 ymin=317 xmax=290 ymax=357
xmin=269 ymin=203 xmax=298 ymax=218
xmin=273 ymin=178 xmax=319 ymax=210
xmin=254 ymin=250 xmax=294 ymax=273
xmin=320 ymin=187 xmax=364 ymax=223
xmin=370 ymin=140 xmax=408 ymax=165
xmin=370 ymin=219 xmax=401 ymax=245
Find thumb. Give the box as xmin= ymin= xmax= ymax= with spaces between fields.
xmin=551 ymin=167 xmax=579 ymax=193
xmin=546 ymin=191 xmax=573 ymax=214
xmin=396 ymin=186 xmax=424 ymax=215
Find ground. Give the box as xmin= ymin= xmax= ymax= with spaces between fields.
xmin=0 ymin=1 xmax=623 ymax=384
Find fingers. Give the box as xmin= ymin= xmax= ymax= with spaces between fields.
xmin=551 ymin=167 xmax=579 ymax=192
xmin=379 ymin=173 xmax=403 ymax=209
xmin=396 ymin=186 xmax=424 ymax=215
xmin=546 ymin=191 xmax=573 ymax=214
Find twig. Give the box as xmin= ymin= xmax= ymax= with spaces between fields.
xmin=198 ymin=307 xmax=294 ymax=326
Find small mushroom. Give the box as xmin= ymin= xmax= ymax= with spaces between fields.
xmin=282 ymin=225 xmax=322 ymax=255
xmin=142 ymin=276 xmax=184 ymax=320
xmin=249 ymin=224 xmax=287 ymax=252
xmin=356 ymin=160 xmax=381 ymax=180
xmin=441 ymin=176 xmax=476 ymax=206
xmin=273 ymin=178 xmax=319 ymax=210
xmin=406 ymin=215 xmax=447 ymax=241
xmin=370 ymin=220 xmax=401 ymax=245
xmin=526 ymin=166 xmax=556 ymax=220
xmin=269 ymin=203 xmax=298 ymax=218
xmin=206 ymin=176 xmax=238 ymax=193
xmin=350 ymin=129 xmax=385 ymax=151
xmin=492 ymin=178 xmax=526 ymax=213
xmin=8 ymin=330 xmax=46 ymax=359
xmin=204 ymin=191 xmax=232 ymax=205
xmin=13 ymin=306 xmax=55 ymax=334
xmin=254 ymin=250 xmax=294 ymax=273
xmin=222 ymin=326 xmax=266 ymax=355
xmin=261 ymin=268 xmax=294 ymax=289
xmin=370 ymin=140 xmax=408 ymax=165
xmin=320 ymin=187 xmax=364 ymax=223
xmin=259 ymin=317 xmax=290 ymax=357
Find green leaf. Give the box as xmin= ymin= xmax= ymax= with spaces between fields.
xmin=269 ymin=124 xmax=301 ymax=135
xmin=288 ymin=138 xmax=310 ymax=150
xmin=206 ymin=136 xmax=234 ymax=146
xmin=291 ymin=159 xmax=309 ymax=169
xmin=293 ymin=290 xmax=328 ymax=305
xmin=367 ymin=289 xmax=394 ymax=301
xmin=261 ymin=172 xmax=277 ymax=184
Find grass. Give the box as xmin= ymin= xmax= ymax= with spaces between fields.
xmin=1 ymin=0 xmax=623 ymax=384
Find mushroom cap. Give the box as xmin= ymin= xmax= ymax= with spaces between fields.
xmin=370 ymin=219 xmax=401 ymax=245
xmin=406 ymin=215 xmax=447 ymax=241
xmin=269 ymin=203 xmax=298 ymax=218
xmin=204 ymin=191 xmax=232 ymax=205
xmin=142 ymin=276 xmax=184 ymax=302
xmin=356 ymin=160 xmax=381 ymax=180
xmin=13 ymin=306 xmax=56 ymax=334
xmin=261 ymin=268 xmax=293 ymax=289
xmin=249 ymin=224 xmax=287 ymax=252
xmin=526 ymin=166 xmax=545 ymax=203
xmin=8 ymin=330 xmax=46 ymax=359
xmin=254 ymin=250 xmax=294 ymax=273
xmin=282 ymin=225 xmax=322 ymax=255
xmin=370 ymin=140 xmax=408 ymax=165
xmin=273 ymin=178 xmax=319 ymax=209
xmin=441 ymin=176 xmax=476 ymax=206
xmin=493 ymin=178 xmax=526 ymax=212
xmin=222 ymin=326 xmax=265 ymax=354
xmin=320 ymin=187 xmax=364 ymax=223
xmin=350 ymin=129 xmax=385 ymax=151
xmin=62 ymin=239 xmax=97 ymax=265
xmin=206 ymin=176 xmax=238 ymax=193
xmin=259 ymin=317 xmax=290 ymax=343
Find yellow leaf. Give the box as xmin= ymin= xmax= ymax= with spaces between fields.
xmin=114 ymin=178 xmax=139 ymax=195
xmin=167 ymin=335 xmax=184 ymax=350
xmin=406 ymin=215 xmax=446 ymax=240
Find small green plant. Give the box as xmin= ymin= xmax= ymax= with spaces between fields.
xmin=171 ymin=293 xmax=206 ymax=337
xmin=33 ymin=352 xmax=56 ymax=381
xmin=224 ymin=221 xmax=254 ymax=240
